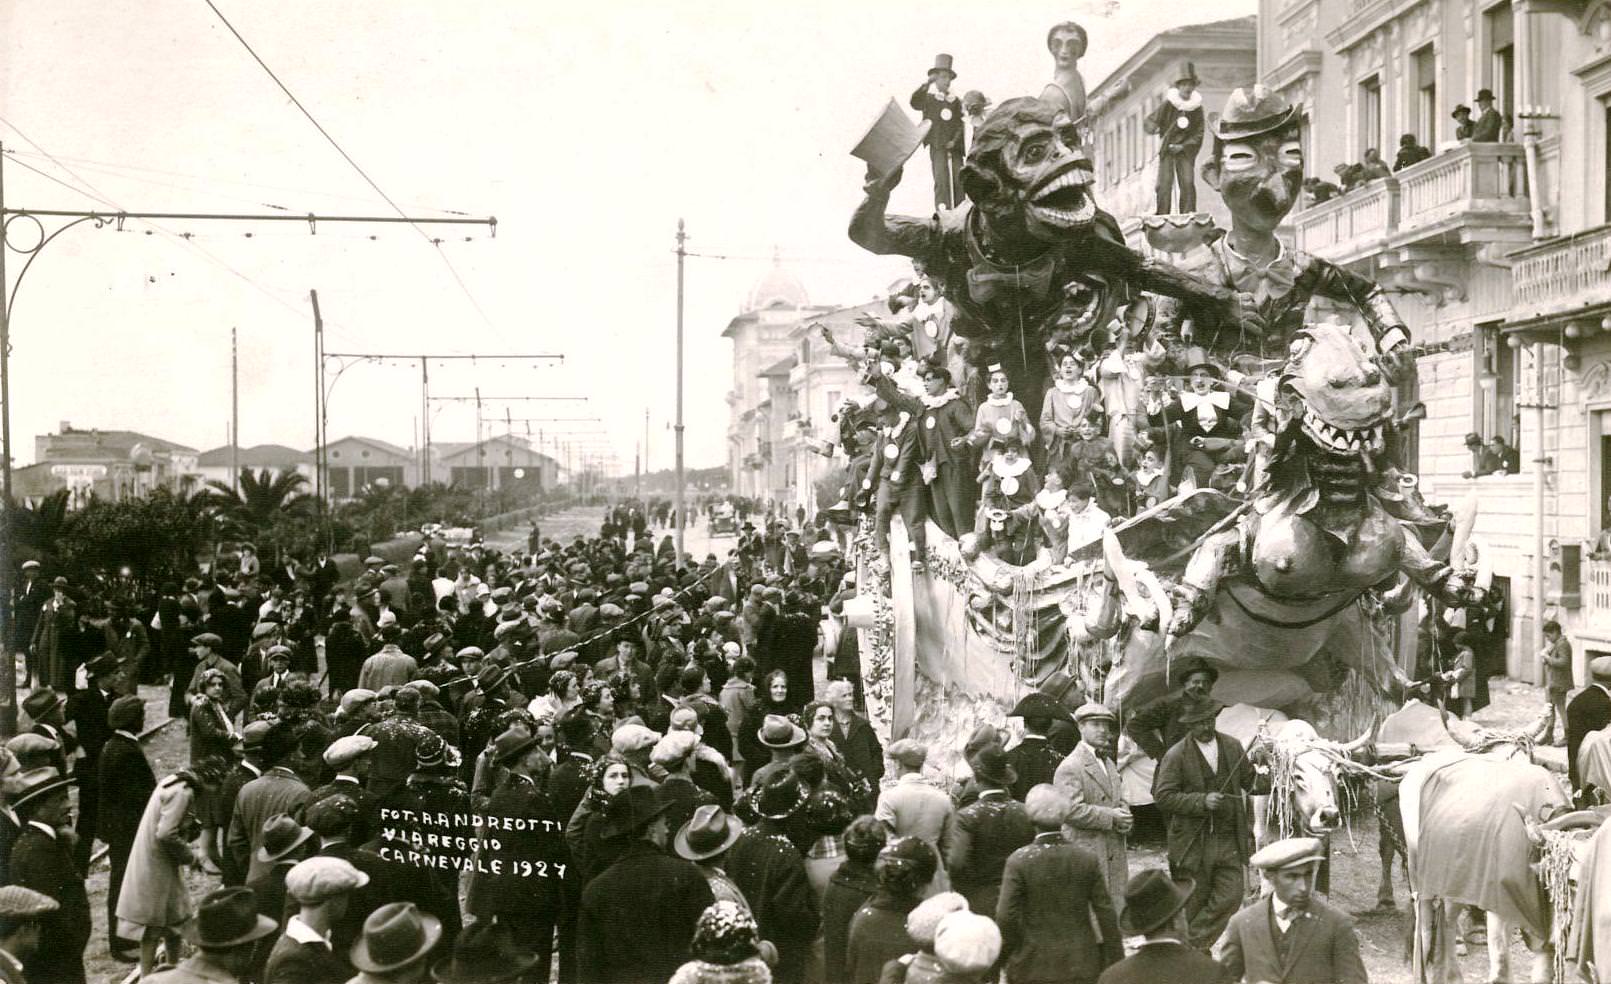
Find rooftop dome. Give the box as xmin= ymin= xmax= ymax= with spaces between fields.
xmin=744 ymin=250 xmax=809 ymax=312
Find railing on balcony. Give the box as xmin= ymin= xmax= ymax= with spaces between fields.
xmin=1292 ymin=179 xmax=1397 ymax=261
xmin=1586 ymin=558 xmax=1611 ymax=632
xmin=1510 ymin=223 xmax=1611 ymax=317
xmin=1396 ymin=143 xmax=1526 ymax=231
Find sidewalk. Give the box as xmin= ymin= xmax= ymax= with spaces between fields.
xmin=1468 ymin=674 xmax=1567 ymax=773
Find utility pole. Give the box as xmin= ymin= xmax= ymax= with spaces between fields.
xmin=311 ymin=290 xmax=324 ymax=518
xmin=231 ymin=326 xmax=240 ymax=493
xmin=675 ymin=219 xmax=687 ymax=560
xmin=0 ymin=142 xmax=15 ymax=734
xmin=420 ymin=357 xmax=431 ymax=485
xmin=644 ymin=407 xmax=650 ymax=489
xmin=474 ymin=387 xmax=483 ymax=490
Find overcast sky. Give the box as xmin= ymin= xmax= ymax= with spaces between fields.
xmin=1 ymin=0 xmax=1252 ymax=473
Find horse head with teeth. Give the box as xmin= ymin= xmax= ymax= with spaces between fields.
xmin=849 ymin=96 xmax=1233 ymax=423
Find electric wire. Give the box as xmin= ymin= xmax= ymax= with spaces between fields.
xmin=199 ymin=0 xmax=505 ymax=340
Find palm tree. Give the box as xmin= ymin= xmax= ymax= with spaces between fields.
xmin=8 ymin=489 xmax=72 ymax=563
xmin=203 ymin=468 xmax=313 ymax=560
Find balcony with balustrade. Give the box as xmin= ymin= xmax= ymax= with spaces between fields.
xmin=1291 ymin=178 xmax=1398 ymax=267
xmin=1508 ymin=223 xmax=1611 ymax=331
xmin=1389 ymin=142 xmax=1532 ymax=250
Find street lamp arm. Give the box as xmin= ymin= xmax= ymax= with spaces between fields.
xmin=3 ymin=213 xmax=114 ymax=320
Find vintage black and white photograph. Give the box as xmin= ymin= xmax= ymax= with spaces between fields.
xmin=2 ymin=1 xmax=1611 ymax=982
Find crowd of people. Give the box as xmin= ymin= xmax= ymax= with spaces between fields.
xmin=0 ymin=512 xmax=1397 ymax=984
xmin=1302 ymin=88 xmax=1513 ymax=205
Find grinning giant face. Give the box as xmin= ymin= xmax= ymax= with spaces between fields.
xmin=962 ymin=98 xmax=1097 ymax=242
xmin=1283 ymin=323 xmax=1393 ymax=455
xmin=1202 ymin=129 xmax=1305 ymax=236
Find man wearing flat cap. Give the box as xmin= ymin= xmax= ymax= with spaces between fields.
xmin=0 ymin=885 xmax=59 ymax=984
xmin=186 ymin=633 xmax=246 ymax=718
xmin=1152 ymin=700 xmax=1265 ymax=950
xmin=577 ymin=786 xmax=715 ymax=984
xmin=1219 ymin=837 xmax=1366 ymax=984
xmin=265 ymin=856 xmax=369 ymax=984
xmin=20 ymin=690 xmax=73 ymax=778
xmin=309 ymin=736 xmax=377 ymax=844
xmin=1055 ymin=702 xmax=1131 ymax=914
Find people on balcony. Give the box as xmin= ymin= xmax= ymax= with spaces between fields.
xmin=1452 ymin=104 xmax=1475 ymax=141
xmin=1394 ymin=133 xmax=1432 ymax=171
xmin=1472 ymin=89 xmax=1503 ymax=142
xmin=1360 ymin=148 xmax=1393 ymax=181
xmin=1301 ymin=176 xmax=1340 ymax=205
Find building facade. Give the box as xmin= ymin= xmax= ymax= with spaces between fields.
xmin=321 ymin=435 xmax=417 ymax=499
xmin=196 ymin=444 xmax=316 ymax=489
xmin=1260 ymin=0 xmax=1611 ymax=685
xmin=22 ymin=424 xmax=201 ymax=507
xmin=432 ymin=435 xmax=560 ymax=491
xmin=1086 ymin=16 xmax=1259 ymax=235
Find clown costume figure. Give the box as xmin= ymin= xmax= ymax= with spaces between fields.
xmin=1040 ymin=349 xmax=1100 ymax=480
xmin=900 ymin=277 xmax=955 ymax=365
xmin=1096 ymin=325 xmax=1165 ymax=466
xmin=1015 ymin=471 xmax=1074 ymax=565
xmin=865 ymin=402 xmax=931 ymax=574
xmin=975 ymin=436 xmax=1040 ymax=536
xmin=1062 ymin=417 xmax=1116 ymax=492
xmin=1064 ymin=480 xmax=1111 ymax=555
xmin=964 ymin=363 xmax=1035 ymax=456
xmin=1133 ymin=446 xmax=1171 ymax=511
xmin=1147 ymin=351 xmax=1245 ymax=487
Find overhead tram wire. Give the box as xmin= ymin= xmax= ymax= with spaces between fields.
xmin=199 ymin=0 xmax=505 ymax=340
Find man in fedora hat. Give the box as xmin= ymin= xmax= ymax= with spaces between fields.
xmin=1145 ymin=61 xmax=1205 ymax=213
xmin=946 ymin=742 xmax=1033 ymax=916
xmin=8 ymin=768 xmax=89 ymax=984
xmin=143 ymin=887 xmax=278 ymax=984
xmin=1152 ymin=699 xmax=1265 ymax=950
xmin=577 ymin=785 xmax=715 ymax=984
xmin=1055 ymin=702 xmax=1131 ymax=913
xmin=911 ymin=54 xmax=966 ymax=208
xmin=1095 ymin=870 xmax=1226 ymax=984
xmin=10 ymin=561 xmax=49 ymax=688
xmin=722 ymin=775 xmax=817 ymax=984
xmin=1004 ymin=692 xmax=1073 ymax=801
xmin=1472 ymin=88 xmax=1503 ymax=142
xmin=0 ymin=885 xmax=59 ymax=984
xmin=750 ymin=714 xmax=808 ymax=790
xmin=64 ymin=654 xmax=120 ymax=875
xmin=20 ymin=690 xmax=73 ymax=778
xmin=428 ymin=922 xmax=537 ymax=984
xmin=247 ymin=815 xmax=316 ymax=934
xmin=347 ymin=902 xmax=442 ymax=984
xmin=228 ymin=722 xmax=312 ymax=886
xmin=266 ymin=856 xmax=369 ymax=984
xmin=1123 ymin=655 xmax=1220 ymax=762
xmin=99 ymin=694 xmax=156 ymax=961
xmin=1191 ymin=86 xmax=1414 ymax=367
xmin=1219 ymin=837 xmax=1366 ymax=984
xmin=674 ymin=803 xmax=749 ymax=906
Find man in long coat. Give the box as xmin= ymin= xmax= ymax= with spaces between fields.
xmin=1152 ymin=700 xmax=1264 ymax=950
xmin=64 ymin=655 xmax=118 ymax=873
xmin=8 ymin=769 xmax=90 ymax=984
xmin=576 ymin=786 xmax=713 ymax=984
xmin=98 ymin=696 xmax=155 ymax=960
xmin=227 ymin=725 xmax=312 ymax=885
xmin=1055 ymin=703 xmax=1131 ymax=914
xmin=722 ymin=777 xmax=819 ymax=984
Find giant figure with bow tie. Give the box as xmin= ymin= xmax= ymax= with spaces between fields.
xmin=850 ymin=96 xmax=1234 ymax=426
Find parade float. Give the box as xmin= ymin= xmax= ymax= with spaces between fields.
xmin=838 ymin=47 xmax=1493 ymax=777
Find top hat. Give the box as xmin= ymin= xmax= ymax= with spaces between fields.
xmin=1007 ymin=691 xmax=1075 ymax=724
xmin=1181 ymin=347 xmax=1222 ymax=377
xmin=1174 ymin=61 xmax=1199 ymax=86
xmin=929 ymin=53 xmax=956 ymax=78
xmin=674 ymin=804 xmax=745 ymax=862
xmin=1118 ymin=870 xmax=1196 ymax=935
xmin=430 ymin=922 xmax=540 ymax=984
xmin=1213 ymin=85 xmax=1300 ymax=142
xmin=851 ymin=99 xmax=933 ymax=181
xmin=182 ymin=888 xmax=280 ymax=950
xmin=351 ymin=902 xmax=443 ymax=975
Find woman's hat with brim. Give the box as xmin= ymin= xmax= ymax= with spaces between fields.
xmin=430 ymin=922 xmax=539 ymax=984
xmin=351 ymin=902 xmax=443 ymax=975
xmin=182 ymin=888 xmax=279 ymax=950
xmin=968 ymin=743 xmax=1018 ymax=788
xmin=1118 ymin=869 xmax=1195 ymax=935
xmin=674 ymin=804 xmax=745 ymax=862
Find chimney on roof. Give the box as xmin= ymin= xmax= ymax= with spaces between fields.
xmin=59 ymin=421 xmax=71 ymax=433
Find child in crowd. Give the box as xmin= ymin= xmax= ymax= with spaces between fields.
xmin=1064 ymin=481 xmax=1111 ymax=555
xmin=1040 ymin=348 xmax=1100 ymax=480
xmin=976 ymin=436 xmax=1039 ymax=535
xmin=963 ymin=363 xmax=1036 ymax=455
xmin=1133 ymin=446 xmax=1171 ymax=511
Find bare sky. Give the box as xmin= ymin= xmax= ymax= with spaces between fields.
xmin=1 ymin=0 xmax=1252 ymax=473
